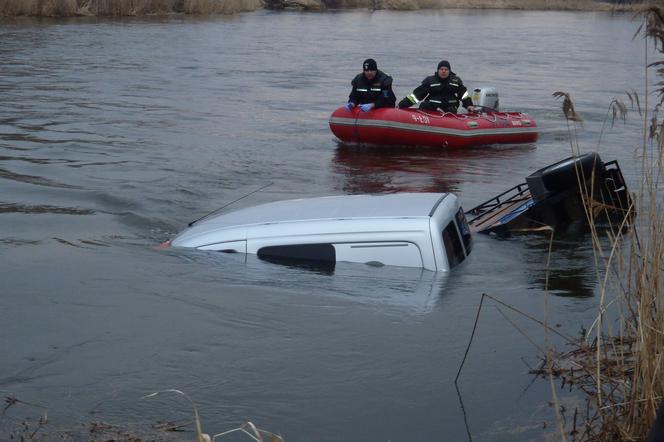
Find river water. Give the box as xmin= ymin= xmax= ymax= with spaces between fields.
xmin=0 ymin=9 xmax=650 ymax=441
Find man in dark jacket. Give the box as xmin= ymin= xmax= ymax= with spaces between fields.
xmin=344 ymin=58 xmax=396 ymax=112
xmin=398 ymin=60 xmax=476 ymax=113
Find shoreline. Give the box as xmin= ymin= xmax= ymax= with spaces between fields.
xmin=0 ymin=0 xmax=651 ymax=18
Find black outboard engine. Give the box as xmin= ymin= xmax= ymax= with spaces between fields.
xmin=525 ymin=152 xmax=633 ymax=228
xmin=526 ymin=152 xmax=605 ymax=202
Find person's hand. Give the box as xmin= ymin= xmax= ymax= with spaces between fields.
xmin=398 ymin=98 xmax=411 ymax=109
xmin=344 ymin=102 xmax=355 ymax=111
xmin=467 ymin=105 xmax=478 ymax=113
xmin=360 ymin=103 xmax=374 ymax=112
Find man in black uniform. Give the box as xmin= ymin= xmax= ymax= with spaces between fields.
xmin=344 ymin=58 xmax=396 ymax=112
xmin=398 ymin=60 xmax=476 ymax=113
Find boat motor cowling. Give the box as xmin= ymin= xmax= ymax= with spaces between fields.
xmin=472 ymin=87 xmax=499 ymax=111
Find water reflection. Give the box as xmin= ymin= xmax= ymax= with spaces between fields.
xmin=169 ymin=247 xmax=450 ymax=313
xmin=331 ymin=142 xmax=536 ymax=194
xmin=519 ymin=231 xmax=597 ymax=298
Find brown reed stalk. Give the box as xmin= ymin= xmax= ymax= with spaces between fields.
xmin=143 ymin=389 xmax=285 ymax=442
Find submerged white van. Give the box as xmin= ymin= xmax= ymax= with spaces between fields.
xmin=169 ymin=193 xmax=472 ymax=272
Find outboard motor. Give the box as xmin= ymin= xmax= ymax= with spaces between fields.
xmin=472 ymin=87 xmax=499 ymax=111
xmin=525 ymin=152 xmax=605 ymax=202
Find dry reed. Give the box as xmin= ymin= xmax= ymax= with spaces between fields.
xmin=2 ymin=390 xmax=284 ymax=441
xmin=532 ymin=4 xmax=664 ymax=440
xmin=0 ymin=0 xmax=653 ymax=17
xmin=144 ymin=389 xmax=285 ymax=442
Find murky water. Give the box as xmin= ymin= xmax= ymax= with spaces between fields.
xmin=0 ymin=9 xmax=649 ymax=441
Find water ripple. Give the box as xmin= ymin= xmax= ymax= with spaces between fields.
xmin=0 ymin=202 xmax=94 ymax=215
xmin=0 ymin=168 xmax=82 ymax=188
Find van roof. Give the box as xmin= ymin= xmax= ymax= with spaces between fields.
xmin=192 ymin=193 xmax=451 ymax=229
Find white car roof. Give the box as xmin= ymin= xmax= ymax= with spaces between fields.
xmin=191 ymin=193 xmax=451 ymax=229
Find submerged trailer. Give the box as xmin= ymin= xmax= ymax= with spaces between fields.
xmin=465 ymin=152 xmax=634 ymax=235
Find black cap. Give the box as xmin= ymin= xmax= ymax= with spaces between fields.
xmin=363 ymin=58 xmax=378 ymax=71
xmin=437 ymin=60 xmax=451 ymax=70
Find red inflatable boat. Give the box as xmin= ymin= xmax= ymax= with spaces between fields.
xmin=329 ymin=106 xmax=539 ymax=148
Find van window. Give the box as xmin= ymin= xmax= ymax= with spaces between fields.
xmin=334 ymin=242 xmax=423 ymax=268
xmin=455 ymin=208 xmax=473 ymax=254
xmin=257 ymin=244 xmax=336 ymax=273
xmin=257 ymin=244 xmax=336 ymax=262
xmin=442 ymin=222 xmax=465 ymax=268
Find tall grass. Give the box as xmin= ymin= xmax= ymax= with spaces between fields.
xmin=541 ymin=5 xmax=664 ymax=440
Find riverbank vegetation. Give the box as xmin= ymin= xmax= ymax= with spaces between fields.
xmin=0 ymin=0 xmax=262 ymax=17
xmin=268 ymin=0 xmax=648 ymax=12
xmin=536 ymin=5 xmax=664 ymax=440
xmin=2 ymin=390 xmax=283 ymax=441
xmin=0 ymin=0 xmax=654 ymax=17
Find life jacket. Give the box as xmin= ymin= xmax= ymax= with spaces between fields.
xmin=350 ymin=70 xmax=395 ymax=107
xmin=421 ymin=73 xmax=465 ymax=112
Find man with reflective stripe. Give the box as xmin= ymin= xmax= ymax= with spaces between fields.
xmin=344 ymin=58 xmax=396 ymax=112
xmin=397 ymin=60 xmax=476 ymax=113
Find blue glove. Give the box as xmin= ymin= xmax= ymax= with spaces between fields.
xmin=344 ymin=102 xmax=355 ymax=111
xmin=360 ymin=103 xmax=375 ymax=112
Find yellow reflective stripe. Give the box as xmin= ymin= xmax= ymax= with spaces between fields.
xmin=430 ymin=83 xmax=441 ymax=87
xmin=356 ymin=88 xmax=368 ymax=92
xmin=370 ymin=88 xmax=382 ymax=91
xmin=462 ymin=91 xmax=470 ymax=99
xmin=429 ymin=99 xmax=442 ymax=103
xmin=407 ymin=94 xmax=418 ymax=104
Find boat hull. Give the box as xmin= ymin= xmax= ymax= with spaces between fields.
xmin=329 ymin=107 xmax=538 ymax=148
